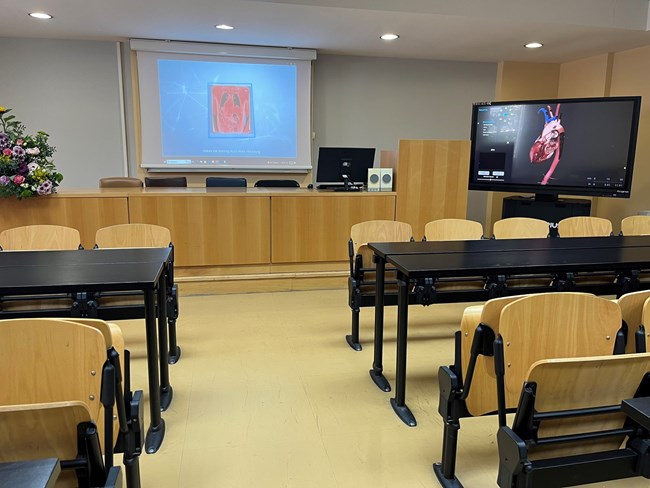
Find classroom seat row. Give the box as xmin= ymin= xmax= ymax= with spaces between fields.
xmin=433 ymin=290 xmax=650 ymax=487
xmin=99 ymin=176 xmax=300 ymax=188
xmin=0 ymin=223 xmax=181 ymax=364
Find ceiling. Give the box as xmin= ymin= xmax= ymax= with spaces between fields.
xmin=2 ymin=0 xmax=650 ymax=63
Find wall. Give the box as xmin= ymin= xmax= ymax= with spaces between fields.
xmin=0 ymin=38 xmax=125 ymax=188
xmin=597 ymin=45 xmax=650 ymax=231
xmin=313 ymin=54 xmax=496 ymax=222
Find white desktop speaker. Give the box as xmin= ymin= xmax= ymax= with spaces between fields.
xmin=368 ymin=168 xmax=393 ymax=191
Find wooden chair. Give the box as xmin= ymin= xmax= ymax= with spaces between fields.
xmin=557 ymin=216 xmax=613 ymax=237
xmin=621 ymin=215 xmax=650 ymax=236
xmin=99 ymin=177 xmax=143 ymax=188
xmin=205 ymin=177 xmax=247 ymax=188
xmin=492 ymin=217 xmax=549 ymax=239
xmin=615 ymin=289 xmax=650 ymax=353
xmin=497 ymin=353 xmax=650 ymax=487
xmin=0 ymin=224 xmax=81 ymax=250
xmin=434 ymin=292 xmax=625 ymax=487
xmin=144 ymin=176 xmax=187 ymax=188
xmin=0 ymin=318 xmax=143 ymax=488
xmin=424 ymin=218 xmax=484 ymax=241
xmin=347 ymin=220 xmax=413 ymax=350
xmin=94 ymin=223 xmax=181 ymax=363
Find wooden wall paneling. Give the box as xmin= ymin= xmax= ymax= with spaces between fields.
xmin=271 ymin=194 xmax=396 ymax=263
xmin=128 ymin=194 xmax=270 ymax=266
xmin=0 ymin=195 xmax=129 ymax=249
xmin=395 ymin=140 xmax=470 ymax=239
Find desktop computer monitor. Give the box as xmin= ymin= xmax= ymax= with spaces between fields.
xmin=315 ymin=147 xmax=376 ymax=188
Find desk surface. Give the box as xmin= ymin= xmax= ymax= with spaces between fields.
xmin=0 ymin=248 xmax=171 ymax=294
xmin=369 ymin=235 xmax=650 ymax=259
xmin=0 ymin=458 xmax=60 ymax=488
xmin=388 ymin=245 xmax=650 ymax=279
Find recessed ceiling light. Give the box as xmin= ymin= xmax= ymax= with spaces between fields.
xmin=525 ymin=42 xmax=543 ymax=49
xmin=215 ymin=24 xmax=235 ymax=30
xmin=29 ymin=12 xmax=53 ymax=19
xmin=380 ymin=33 xmax=399 ymax=41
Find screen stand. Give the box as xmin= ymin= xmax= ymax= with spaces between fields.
xmin=534 ymin=193 xmax=558 ymax=202
xmin=335 ymin=162 xmax=361 ymax=192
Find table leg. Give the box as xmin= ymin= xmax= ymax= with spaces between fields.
xmin=157 ymin=272 xmax=173 ymax=411
xmin=391 ymin=273 xmax=416 ymax=427
xmin=144 ymin=289 xmax=165 ymax=453
xmin=369 ymin=256 xmax=391 ymax=392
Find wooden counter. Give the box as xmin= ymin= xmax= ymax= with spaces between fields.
xmin=0 ymin=188 xmax=396 ymax=267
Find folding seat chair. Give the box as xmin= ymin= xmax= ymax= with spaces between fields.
xmin=0 ymin=318 xmax=143 ymax=488
xmin=616 ymin=289 xmax=650 ymax=353
xmin=621 ymin=215 xmax=650 ymax=236
xmin=347 ymin=220 xmax=413 ymax=350
xmin=93 ymin=223 xmax=181 ymax=363
xmin=434 ymin=292 xmax=625 ymax=487
xmin=423 ymin=218 xmax=484 ymax=241
xmin=0 ymin=225 xmax=82 ymax=317
xmin=497 ymin=352 xmax=650 ymax=487
xmin=492 ymin=217 xmax=549 ymax=239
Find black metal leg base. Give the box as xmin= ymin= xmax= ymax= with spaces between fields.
xmin=390 ymin=397 xmax=417 ymax=427
xmin=369 ymin=369 xmax=391 ymax=392
xmin=168 ymin=346 xmax=182 ymax=364
xmin=433 ymin=463 xmax=464 ymax=488
xmin=160 ymin=385 xmax=174 ymax=411
xmin=145 ymin=419 xmax=165 ymax=454
xmin=345 ymin=334 xmax=362 ymax=351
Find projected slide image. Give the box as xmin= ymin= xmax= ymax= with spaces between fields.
xmin=210 ymin=84 xmax=253 ymax=136
xmin=157 ymin=59 xmax=297 ymax=160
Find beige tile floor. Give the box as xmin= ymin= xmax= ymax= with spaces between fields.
xmin=116 ymin=289 xmax=649 ymax=488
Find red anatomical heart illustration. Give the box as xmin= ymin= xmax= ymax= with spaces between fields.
xmin=530 ymin=104 xmax=564 ymax=185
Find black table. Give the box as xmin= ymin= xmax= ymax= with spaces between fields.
xmin=0 ymin=248 xmax=173 ymax=453
xmin=368 ymin=236 xmax=650 ymax=426
xmin=0 ymin=458 xmax=60 ymax=488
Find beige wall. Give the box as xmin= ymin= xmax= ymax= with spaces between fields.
xmin=596 ymin=46 xmax=650 ymax=233
xmin=558 ymin=53 xmax=612 ymax=99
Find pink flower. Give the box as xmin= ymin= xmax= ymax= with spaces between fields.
xmin=13 ymin=175 xmax=25 ymax=185
xmin=2 ymin=148 xmax=10 ymax=156
xmin=16 ymin=139 xmax=23 ymax=145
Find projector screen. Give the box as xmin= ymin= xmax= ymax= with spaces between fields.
xmin=132 ymin=40 xmax=316 ymax=172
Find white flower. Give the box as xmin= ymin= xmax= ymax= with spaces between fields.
xmin=25 ymin=147 xmax=40 ymax=155
xmin=27 ymin=162 xmax=39 ymax=173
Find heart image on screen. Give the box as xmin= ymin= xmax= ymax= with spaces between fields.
xmin=530 ymin=104 xmax=564 ymax=185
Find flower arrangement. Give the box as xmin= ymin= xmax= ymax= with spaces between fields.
xmin=0 ymin=106 xmax=62 ymax=198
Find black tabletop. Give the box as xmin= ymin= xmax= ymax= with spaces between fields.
xmin=388 ymin=245 xmax=650 ymax=279
xmin=0 ymin=248 xmax=171 ymax=294
xmin=369 ymin=235 xmax=650 ymax=259
xmin=0 ymin=458 xmax=60 ymax=488
xmin=0 ymin=248 xmax=171 ymax=268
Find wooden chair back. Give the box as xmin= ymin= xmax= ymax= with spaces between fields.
xmin=0 ymin=319 xmax=111 ymax=444
xmin=0 ymin=225 xmax=81 ymax=250
xmin=99 ymin=176 xmax=143 ymax=188
xmin=621 ymin=215 xmax=650 ymax=236
xmin=500 ymin=293 xmax=621 ymax=407
xmin=524 ymin=353 xmax=650 ymax=457
xmin=424 ymin=219 xmax=483 ymax=241
xmin=461 ymin=296 xmax=526 ymax=416
xmin=492 ymin=217 xmax=549 ymax=239
xmin=350 ymin=220 xmax=412 ymax=267
xmin=557 ymin=216 xmax=612 ymax=237
xmin=615 ymin=290 xmax=650 ymax=353
xmin=95 ymin=223 xmax=171 ymax=248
